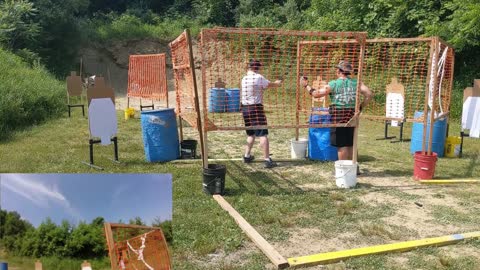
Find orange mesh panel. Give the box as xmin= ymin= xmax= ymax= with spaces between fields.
xmin=199 ymin=28 xmax=367 ymax=130
xmin=106 ymin=224 xmax=171 ymax=270
xmin=127 ymin=54 xmax=168 ymax=101
xmin=361 ymin=38 xmax=432 ymax=121
xmin=298 ymin=40 xmax=363 ymax=127
xmin=169 ymin=32 xmax=199 ymax=128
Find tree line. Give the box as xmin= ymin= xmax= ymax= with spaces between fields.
xmin=0 ymin=209 xmax=172 ymax=259
xmin=0 ymin=0 xmax=478 ymax=83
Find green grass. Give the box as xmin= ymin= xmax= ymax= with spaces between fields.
xmin=1 ymin=109 xmax=480 ymax=269
xmin=0 ymin=48 xmax=66 ymax=140
xmin=0 ymin=250 xmax=110 ymax=270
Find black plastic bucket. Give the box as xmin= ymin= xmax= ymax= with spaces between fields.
xmin=203 ymin=164 xmax=226 ymax=195
xmin=181 ymin=139 xmax=198 ymax=159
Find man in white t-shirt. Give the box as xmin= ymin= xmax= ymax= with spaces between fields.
xmin=241 ymin=59 xmax=282 ymax=168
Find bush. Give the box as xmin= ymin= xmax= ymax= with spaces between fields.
xmin=0 ymin=48 xmax=65 ymax=139
xmin=85 ymin=12 xmax=203 ymax=43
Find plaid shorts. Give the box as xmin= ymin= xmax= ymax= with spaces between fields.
xmin=242 ymin=104 xmax=268 ymax=137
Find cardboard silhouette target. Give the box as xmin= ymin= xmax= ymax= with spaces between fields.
xmin=377 ymin=77 xmax=409 ymax=143
xmin=311 ymin=76 xmax=328 ymax=108
xmin=83 ymin=77 xmax=119 ymax=169
xmin=460 ymin=79 xmax=480 ymax=156
xmin=66 ymin=71 xmax=86 ymax=117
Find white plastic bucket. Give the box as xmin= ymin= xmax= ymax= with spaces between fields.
xmin=291 ymin=138 xmax=308 ymax=159
xmin=335 ymin=160 xmax=357 ymax=188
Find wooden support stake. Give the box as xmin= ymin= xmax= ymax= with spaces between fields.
xmin=295 ymin=41 xmax=301 ymax=141
xmin=428 ymin=37 xmax=440 ymax=155
xmin=419 ymin=179 xmax=480 ymax=184
xmin=212 ymin=195 xmax=289 ymax=269
xmin=288 ymin=231 xmax=480 ymax=268
xmin=422 ymin=38 xmax=436 ymax=154
xmin=198 ymin=29 xmax=209 ymax=169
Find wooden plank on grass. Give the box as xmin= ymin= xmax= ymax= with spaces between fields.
xmin=212 ymin=195 xmax=289 ymax=269
xmin=419 ymin=179 xmax=480 ymax=184
xmin=288 ymin=231 xmax=480 ymax=268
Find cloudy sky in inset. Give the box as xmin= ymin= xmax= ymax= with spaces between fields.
xmin=0 ymin=174 xmax=172 ymax=227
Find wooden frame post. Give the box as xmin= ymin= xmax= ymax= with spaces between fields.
xmin=199 ymin=29 xmax=209 ymax=168
xmin=427 ymin=37 xmax=441 ymax=155
xmin=352 ymin=34 xmax=366 ymax=164
xmin=421 ymin=38 xmax=436 ymax=154
xmin=104 ymin=222 xmax=118 ymax=270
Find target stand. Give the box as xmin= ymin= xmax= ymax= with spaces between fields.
xmin=82 ymin=77 xmax=120 ymax=170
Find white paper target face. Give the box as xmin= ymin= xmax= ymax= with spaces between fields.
xmin=88 ymin=98 xmax=118 ymax=145
xmin=386 ymin=92 xmax=404 ymax=127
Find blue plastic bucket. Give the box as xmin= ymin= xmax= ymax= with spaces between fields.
xmin=309 ymin=107 xmax=338 ymax=161
xmin=225 ymin=88 xmax=240 ymax=112
xmin=141 ymin=109 xmax=180 ymax=162
xmin=0 ymin=262 xmax=7 ymax=270
xmin=208 ymin=88 xmax=226 ymax=113
xmin=410 ymin=111 xmax=447 ymax=157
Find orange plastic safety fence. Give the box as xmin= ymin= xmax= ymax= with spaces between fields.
xmin=127 ymin=54 xmax=168 ymax=101
xmin=169 ymin=31 xmax=199 ymax=128
xmin=360 ymin=38 xmax=453 ymax=122
xmin=107 ymin=225 xmax=171 ymax=270
xmin=199 ymin=28 xmax=367 ymax=131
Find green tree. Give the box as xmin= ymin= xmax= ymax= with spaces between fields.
xmin=65 ymin=218 xmax=106 ymax=258
xmin=152 ymin=218 xmax=172 ymax=244
xmin=29 ymin=0 xmax=89 ymax=75
xmin=0 ymin=0 xmax=40 ymax=49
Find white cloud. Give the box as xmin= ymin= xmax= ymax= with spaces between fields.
xmin=1 ymin=174 xmax=83 ymax=220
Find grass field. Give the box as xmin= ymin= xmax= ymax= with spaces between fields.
xmin=1 ymin=108 xmax=480 ymax=269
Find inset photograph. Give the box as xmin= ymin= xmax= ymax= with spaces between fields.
xmin=0 ymin=174 xmax=172 ymax=270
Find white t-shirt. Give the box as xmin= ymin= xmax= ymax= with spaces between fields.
xmin=241 ymin=71 xmax=269 ymax=105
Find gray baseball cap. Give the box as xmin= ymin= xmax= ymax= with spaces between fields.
xmin=336 ymin=60 xmax=353 ymax=73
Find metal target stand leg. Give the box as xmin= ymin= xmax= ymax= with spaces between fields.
xmin=81 ymin=136 xmax=120 ymax=170
xmin=376 ymin=120 xmax=396 ymax=140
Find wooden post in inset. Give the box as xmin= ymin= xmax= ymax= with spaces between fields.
xmin=104 ymin=223 xmax=118 ymax=270
xmin=35 ymin=260 xmax=42 ymax=270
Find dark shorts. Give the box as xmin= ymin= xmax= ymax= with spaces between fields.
xmin=242 ymin=104 xmax=268 ymax=137
xmin=329 ymin=106 xmax=355 ymax=147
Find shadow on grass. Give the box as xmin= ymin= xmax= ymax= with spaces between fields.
xmin=225 ymin=161 xmax=306 ymax=196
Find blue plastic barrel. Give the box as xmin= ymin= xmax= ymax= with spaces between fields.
xmin=309 ymin=107 xmax=338 ymax=161
xmin=225 ymin=88 xmax=240 ymax=112
xmin=0 ymin=262 xmax=8 ymax=270
xmin=410 ymin=111 xmax=447 ymax=157
xmin=208 ymin=88 xmax=226 ymax=113
xmin=141 ymin=109 xmax=180 ymax=162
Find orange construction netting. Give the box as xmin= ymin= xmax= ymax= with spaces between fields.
xmin=127 ymin=54 xmax=168 ymax=102
xmin=169 ymin=31 xmax=201 ymax=129
xmin=360 ymin=37 xmax=454 ymax=123
xmin=105 ymin=224 xmax=171 ymax=270
xmin=199 ymin=28 xmax=367 ymax=131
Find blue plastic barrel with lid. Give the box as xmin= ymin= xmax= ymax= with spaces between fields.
xmin=208 ymin=88 xmax=226 ymax=113
xmin=410 ymin=111 xmax=447 ymax=157
xmin=141 ymin=108 xmax=180 ymax=162
xmin=225 ymin=88 xmax=240 ymax=112
xmin=309 ymin=107 xmax=338 ymax=161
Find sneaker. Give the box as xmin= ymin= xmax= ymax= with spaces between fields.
xmin=243 ymin=155 xmax=255 ymax=163
xmin=264 ymin=158 xmax=277 ymax=168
